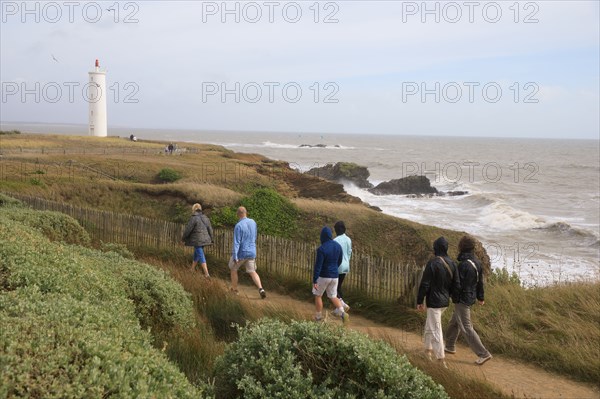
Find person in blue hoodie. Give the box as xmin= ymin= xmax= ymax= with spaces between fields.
xmin=313 ymin=226 xmax=348 ymax=323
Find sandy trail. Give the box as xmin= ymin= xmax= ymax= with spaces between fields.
xmin=230 ymin=282 xmax=599 ymax=399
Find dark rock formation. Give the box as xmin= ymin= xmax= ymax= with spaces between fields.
xmin=299 ymin=144 xmax=342 ymax=148
xmin=369 ymin=176 xmax=438 ymax=196
xmin=442 ymin=190 xmax=469 ymax=197
xmin=306 ymin=162 xmax=373 ymax=189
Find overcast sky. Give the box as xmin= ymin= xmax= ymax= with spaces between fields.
xmin=1 ymin=0 xmax=599 ymax=139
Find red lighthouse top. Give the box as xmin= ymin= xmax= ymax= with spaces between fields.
xmin=95 ymin=59 xmax=99 ymax=67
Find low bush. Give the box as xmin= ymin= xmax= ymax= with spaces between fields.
xmin=0 ymin=193 xmax=23 ymax=207
xmin=213 ymin=319 xmax=448 ymax=399
xmin=100 ymin=241 xmax=135 ymax=259
xmin=0 ymin=213 xmax=207 ymax=397
xmin=209 ymin=206 xmax=239 ymax=228
xmin=0 ymin=207 xmax=90 ymax=245
xmin=0 ymin=287 xmax=201 ymax=398
xmin=239 ymin=188 xmax=298 ymax=237
xmin=158 ymin=168 xmax=183 ymax=183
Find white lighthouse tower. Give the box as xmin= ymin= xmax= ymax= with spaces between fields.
xmin=88 ymin=59 xmax=107 ymax=137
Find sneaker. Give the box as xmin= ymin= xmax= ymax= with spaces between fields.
xmin=229 ymin=288 xmax=239 ymax=295
xmin=343 ymin=303 xmax=350 ymax=312
xmin=259 ymin=288 xmax=266 ymax=299
xmin=444 ymin=347 xmax=456 ymax=354
xmin=475 ymin=354 xmax=493 ymax=365
xmin=340 ymin=311 xmax=349 ymax=323
xmin=313 ymin=315 xmax=324 ymax=322
xmin=438 ymin=359 xmax=448 ymax=369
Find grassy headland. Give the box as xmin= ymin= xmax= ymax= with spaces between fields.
xmin=0 ymin=133 xmax=489 ymax=265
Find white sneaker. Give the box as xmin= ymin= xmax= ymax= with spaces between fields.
xmin=476 ymin=354 xmax=492 ymax=365
xmin=340 ymin=312 xmax=349 ymax=323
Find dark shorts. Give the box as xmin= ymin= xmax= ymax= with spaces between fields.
xmin=193 ymin=246 xmax=206 ymax=263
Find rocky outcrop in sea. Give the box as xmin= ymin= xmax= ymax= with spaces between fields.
xmin=306 ymin=162 xmax=373 ymax=189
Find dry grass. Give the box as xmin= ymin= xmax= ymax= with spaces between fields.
xmin=292 ymin=197 xmax=487 ymax=265
xmin=476 ymin=281 xmax=600 ymax=384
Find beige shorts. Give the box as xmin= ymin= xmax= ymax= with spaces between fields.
xmin=312 ymin=277 xmax=338 ymax=298
xmin=228 ymin=256 xmax=257 ymax=273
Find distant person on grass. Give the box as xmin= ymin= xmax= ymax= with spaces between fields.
xmin=416 ymin=236 xmax=459 ymax=367
xmin=229 ymin=206 xmax=266 ymax=299
xmin=313 ymin=226 xmax=348 ymax=323
xmin=444 ymin=235 xmax=493 ymax=365
xmin=334 ymin=221 xmax=352 ymax=312
xmin=182 ymin=203 xmax=213 ymax=278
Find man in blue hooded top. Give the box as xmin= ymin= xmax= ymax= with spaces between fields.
xmin=312 ymin=226 xmax=348 ymax=323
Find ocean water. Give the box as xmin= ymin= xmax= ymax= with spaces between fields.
xmin=194 ymin=131 xmax=600 ymax=285
xmin=3 ymin=123 xmax=599 ymax=285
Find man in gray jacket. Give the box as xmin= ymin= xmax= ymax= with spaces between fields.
xmin=182 ymin=203 xmax=213 ymax=278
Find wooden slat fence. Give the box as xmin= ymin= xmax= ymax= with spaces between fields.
xmin=6 ymin=193 xmax=421 ymax=304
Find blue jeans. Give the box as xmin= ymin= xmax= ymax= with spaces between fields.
xmin=193 ymin=246 xmax=206 ymax=263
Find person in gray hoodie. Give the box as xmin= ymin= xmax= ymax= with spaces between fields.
xmin=182 ymin=203 xmax=213 ymax=278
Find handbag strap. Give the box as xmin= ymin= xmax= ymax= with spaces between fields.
xmin=466 ymin=259 xmax=479 ymax=280
xmin=196 ymin=213 xmax=212 ymax=241
xmin=437 ymin=256 xmax=453 ymax=279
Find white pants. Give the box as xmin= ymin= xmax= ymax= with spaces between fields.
xmin=423 ymin=307 xmax=447 ymax=360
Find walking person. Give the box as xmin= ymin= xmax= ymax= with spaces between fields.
xmin=229 ymin=206 xmax=266 ymax=299
xmin=445 ymin=235 xmax=493 ymax=365
xmin=333 ymin=221 xmax=352 ymax=312
xmin=182 ymin=203 xmax=213 ymax=278
xmin=313 ymin=226 xmax=348 ymax=323
xmin=416 ymin=236 xmax=459 ymax=367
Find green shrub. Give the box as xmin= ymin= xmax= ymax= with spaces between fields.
xmin=0 ymin=129 xmax=21 ymax=135
xmin=488 ymin=267 xmax=521 ymax=286
xmin=100 ymin=241 xmax=135 ymax=259
xmin=240 ymin=188 xmax=298 ymax=237
xmin=0 ymin=287 xmax=204 ymax=398
xmin=0 ymin=213 xmax=206 ymax=397
xmin=0 ymin=193 xmax=23 ymax=207
xmin=158 ymin=168 xmax=182 ymax=183
xmin=1 ymin=208 xmax=90 ymax=245
xmin=209 ymin=206 xmax=239 ymax=228
xmin=29 ymin=177 xmax=45 ymax=186
xmin=213 ymin=319 xmax=448 ymax=399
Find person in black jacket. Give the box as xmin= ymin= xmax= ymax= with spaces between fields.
xmin=444 ymin=235 xmax=492 ymax=365
xmin=182 ymin=203 xmax=213 ymax=278
xmin=416 ymin=236 xmax=460 ymax=366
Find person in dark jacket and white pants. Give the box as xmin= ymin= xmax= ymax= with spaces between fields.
xmin=417 ymin=236 xmax=460 ymax=366
xmin=182 ymin=203 xmax=213 ymax=278
xmin=445 ymin=235 xmax=493 ymax=365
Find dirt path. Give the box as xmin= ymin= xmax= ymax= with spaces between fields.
xmin=233 ymin=283 xmax=599 ymax=399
